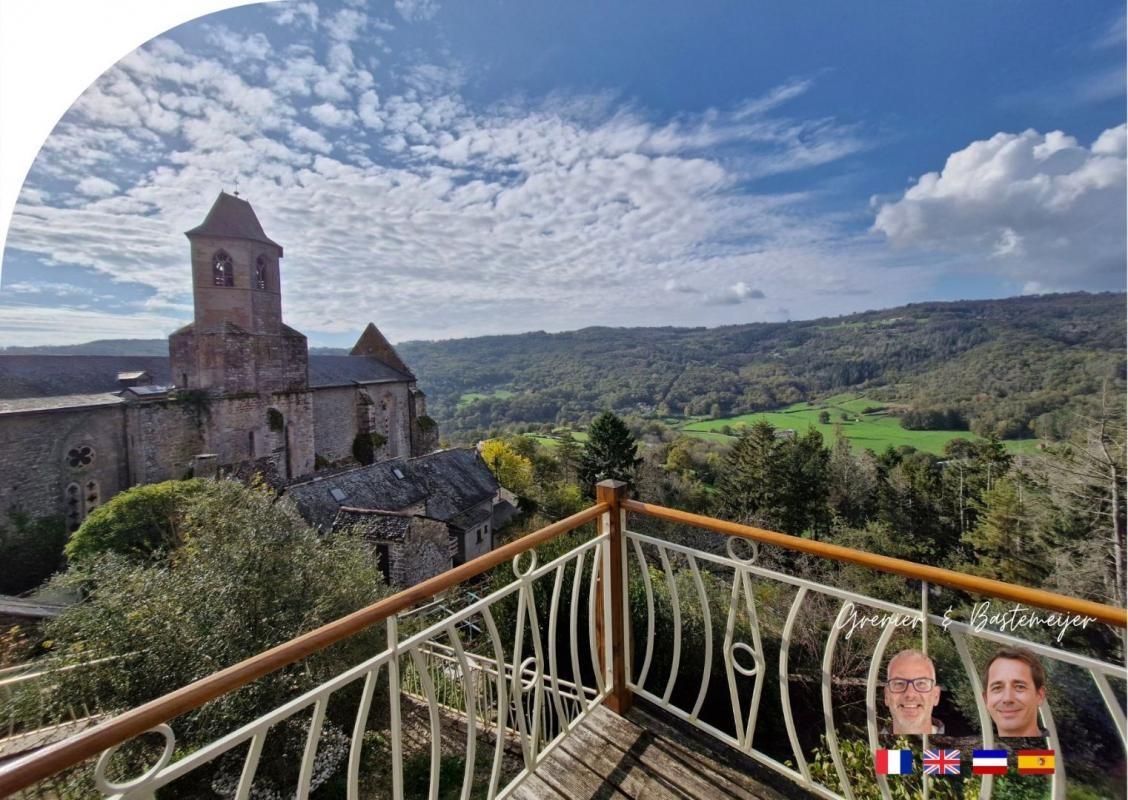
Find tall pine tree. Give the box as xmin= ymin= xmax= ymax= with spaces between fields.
xmin=578 ymin=412 xmax=641 ymax=495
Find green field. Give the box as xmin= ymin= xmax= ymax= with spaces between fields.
xmin=681 ymin=395 xmax=1041 ymax=456
xmin=528 ymin=432 xmax=588 ymax=449
xmin=456 ymin=389 xmax=515 ymax=409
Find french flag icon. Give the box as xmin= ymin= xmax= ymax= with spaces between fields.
xmin=875 ymin=749 xmax=914 ymax=775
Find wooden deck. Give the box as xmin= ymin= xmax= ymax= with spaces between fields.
xmin=508 ymin=703 xmax=815 ymax=800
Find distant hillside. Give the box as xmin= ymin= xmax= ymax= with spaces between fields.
xmin=393 ymin=292 xmax=1126 ymax=441
xmin=0 ymin=339 xmax=169 ymax=356
xmin=9 ymin=293 xmax=1124 ymax=443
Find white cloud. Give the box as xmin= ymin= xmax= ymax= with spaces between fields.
xmin=872 ymin=125 xmax=1126 ymax=290
xmin=664 ymin=279 xmax=698 ymax=294
xmin=3 ymin=281 xmax=89 ymax=297
xmin=325 ymin=8 xmax=367 ymax=43
xmin=0 ymin=305 xmax=185 ymax=345
xmin=75 ymin=177 xmax=119 ymax=197
xmin=289 ymin=125 xmax=333 ymax=153
xmin=705 ymin=282 xmax=766 ymax=305
xmin=357 ymin=90 xmax=383 ymax=129
xmin=308 ymin=101 xmax=357 ymax=128
xmin=206 ymin=27 xmax=272 ymax=63
xmin=273 ymin=1 xmax=319 ymax=30
xmin=395 ymin=0 xmax=439 ymax=22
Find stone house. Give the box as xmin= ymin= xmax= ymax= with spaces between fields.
xmin=284 ymin=448 xmax=504 ymax=583
xmin=0 ymin=192 xmax=439 ymax=532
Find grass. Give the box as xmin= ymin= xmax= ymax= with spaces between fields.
xmin=527 ymin=432 xmax=588 ymax=449
xmin=680 ymin=395 xmax=1040 ymax=456
xmin=456 ymin=390 xmax=514 ymax=409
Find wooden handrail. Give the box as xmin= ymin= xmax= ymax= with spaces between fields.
xmin=0 ymin=503 xmax=608 ymax=796
xmin=623 ymin=499 xmax=1128 ymax=628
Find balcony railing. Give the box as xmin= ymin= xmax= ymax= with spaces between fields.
xmin=0 ymin=481 xmax=1124 ymax=799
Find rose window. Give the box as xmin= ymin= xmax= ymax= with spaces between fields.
xmin=67 ymin=445 xmax=95 ymax=468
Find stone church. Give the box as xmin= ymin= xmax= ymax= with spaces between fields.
xmin=0 ymin=192 xmax=439 ymax=533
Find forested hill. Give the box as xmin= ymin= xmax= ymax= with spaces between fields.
xmin=392 ymin=292 xmax=1126 ymax=440
xmin=6 ymin=293 xmax=1123 ymax=441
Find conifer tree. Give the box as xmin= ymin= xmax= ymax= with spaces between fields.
xmin=578 ymin=412 xmax=641 ymax=495
xmin=962 ymin=476 xmax=1045 ymax=586
xmin=555 ymin=431 xmax=581 ymax=483
xmin=716 ymin=420 xmax=784 ymax=524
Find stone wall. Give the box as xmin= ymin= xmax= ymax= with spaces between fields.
xmin=124 ymin=398 xmax=205 ymax=486
xmin=311 ymin=386 xmax=362 ymax=465
xmin=311 ymin=382 xmax=415 ymax=467
xmin=387 ymin=516 xmax=452 ymax=587
xmin=0 ymin=403 xmax=128 ymax=531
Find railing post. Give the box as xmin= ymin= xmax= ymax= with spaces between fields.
xmin=596 ymin=479 xmax=632 ymax=715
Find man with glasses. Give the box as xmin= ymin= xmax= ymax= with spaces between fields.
xmin=883 ymin=649 xmax=944 ymax=735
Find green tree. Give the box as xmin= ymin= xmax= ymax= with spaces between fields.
xmin=716 ymin=421 xmax=784 ymax=525
xmin=479 ymin=439 xmax=534 ymax=495
xmin=7 ymin=479 xmax=389 ymax=796
xmin=962 ymin=477 xmax=1045 ymax=585
xmin=578 ymin=411 xmax=641 ymax=495
xmin=555 ymin=432 xmax=581 ymax=483
xmin=64 ymin=479 xmax=207 ymax=563
xmin=818 ymin=410 xmax=831 ymax=424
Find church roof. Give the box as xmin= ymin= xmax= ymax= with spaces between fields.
xmin=0 ymin=353 xmax=412 ymax=399
xmin=308 ymin=355 xmax=414 ymax=386
xmin=0 ymin=356 xmax=172 ymax=399
xmin=0 ymin=393 xmax=125 ymax=416
xmin=184 ymin=192 xmax=282 ymax=254
xmin=351 ymin=323 xmax=413 ymax=377
xmin=285 ymin=449 xmax=498 ymax=531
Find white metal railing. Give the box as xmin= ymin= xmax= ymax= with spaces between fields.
xmin=401 ymin=640 xmax=598 ymax=742
xmin=624 ymin=526 xmax=1127 ymax=800
xmin=4 ymin=530 xmax=613 ymax=799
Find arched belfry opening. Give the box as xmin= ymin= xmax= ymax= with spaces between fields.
xmin=213 ymin=250 xmax=234 ymax=286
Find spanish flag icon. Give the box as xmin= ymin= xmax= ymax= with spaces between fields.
xmin=1017 ymin=749 xmax=1055 ymax=775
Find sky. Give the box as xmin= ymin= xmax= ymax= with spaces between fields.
xmin=0 ymin=1 xmax=1124 ymax=348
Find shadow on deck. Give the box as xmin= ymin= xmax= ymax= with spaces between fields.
xmin=511 ymin=702 xmax=817 ymax=800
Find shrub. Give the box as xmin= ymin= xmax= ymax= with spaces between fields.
xmin=64 ymin=479 xmax=206 ymax=563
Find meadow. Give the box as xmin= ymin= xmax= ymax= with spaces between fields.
xmin=456 ymin=390 xmax=514 ymax=409
xmin=680 ymin=394 xmax=1040 ymax=455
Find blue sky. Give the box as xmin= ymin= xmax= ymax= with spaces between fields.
xmin=0 ymin=0 xmax=1124 ymax=347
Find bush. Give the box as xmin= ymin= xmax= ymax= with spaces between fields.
xmin=64 ymin=479 xmax=206 ymax=563
xmin=8 ymin=480 xmax=390 ymax=796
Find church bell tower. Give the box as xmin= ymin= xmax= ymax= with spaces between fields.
xmin=169 ymin=192 xmax=309 ymax=395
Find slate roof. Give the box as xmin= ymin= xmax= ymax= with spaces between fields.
xmin=308 ymin=355 xmax=414 ymax=386
xmin=450 ymin=505 xmax=491 ymax=532
xmin=0 ymin=356 xmax=172 ymax=399
xmin=333 ymin=508 xmax=413 ymax=541
xmin=0 ymin=393 xmax=125 ymax=415
xmin=285 ymin=449 xmax=499 ymax=532
xmin=408 ymin=449 xmax=499 ymax=520
xmin=184 ymin=192 xmax=282 ymax=253
xmin=286 ymin=459 xmax=428 ymax=531
xmin=0 ymin=354 xmax=412 ymax=400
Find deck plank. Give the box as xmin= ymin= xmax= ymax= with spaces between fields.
xmin=523 ymin=703 xmax=812 ymax=800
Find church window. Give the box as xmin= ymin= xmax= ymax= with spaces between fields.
xmin=255 ymin=255 xmax=268 ymax=290
xmin=65 ymin=483 xmax=82 ymax=531
xmin=85 ymin=480 xmax=100 ymax=511
xmin=213 ymin=250 xmax=234 ymax=286
xmin=66 ymin=445 xmax=95 ymax=469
